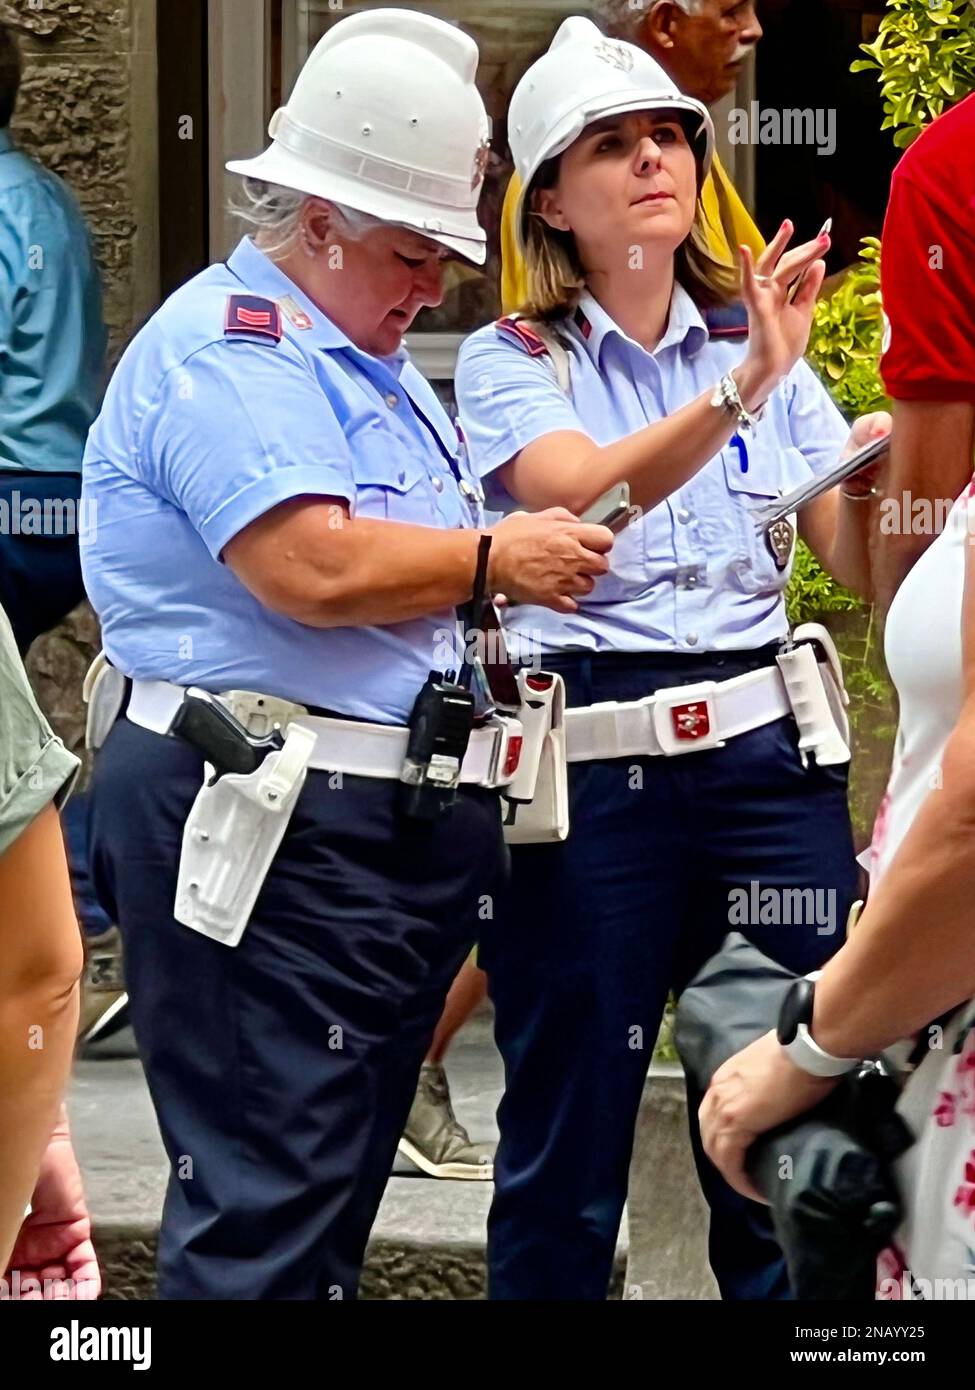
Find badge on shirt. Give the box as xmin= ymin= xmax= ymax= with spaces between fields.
xmin=224 ymin=295 xmax=283 ymax=343
xmin=278 ymin=295 xmax=313 ymax=331
xmin=766 ymin=517 xmax=796 ymax=571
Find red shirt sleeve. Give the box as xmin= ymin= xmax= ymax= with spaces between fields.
xmin=881 ymin=151 xmax=975 ymax=403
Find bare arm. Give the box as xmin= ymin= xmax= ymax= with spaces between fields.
xmin=797 ymin=412 xmax=894 ymax=602
xmin=225 ymin=498 xmax=484 ymax=627
xmin=223 ymin=498 xmax=614 ymax=626
xmin=699 ymin=524 xmax=975 ymax=1198
xmin=871 ymin=400 xmax=975 ymax=615
xmin=0 ymin=803 xmax=83 ymax=1272
xmin=799 ymin=487 xmax=875 ymax=602
xmin=811 ymin=522 xmax=975 ymax=1060
xmin=504 ymin=380 xmax=772 ymax=517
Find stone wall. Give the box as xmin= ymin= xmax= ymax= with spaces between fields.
xmin=0 ymin=0 xmax=158 ymax=753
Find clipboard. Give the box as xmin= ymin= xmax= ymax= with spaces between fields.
xmin=751 ymin=432 xmax=890 ymax=534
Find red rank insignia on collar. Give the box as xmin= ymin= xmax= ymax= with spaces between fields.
xmin=224 ymin=295 xmax=283 ymax=343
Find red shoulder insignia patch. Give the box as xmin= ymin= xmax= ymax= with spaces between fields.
xmin=495 ymin=315 xmax=549 ymax=357
xmin=224 ymin=295 xmax=283 ymax=343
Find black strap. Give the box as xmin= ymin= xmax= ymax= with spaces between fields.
xmin=459 ymin=534 xmax=493 ymax=692
xmin=400 ymin=391 xmax=464 ymax=486
xmin=458 ymin=536 xmax=521 ymax=712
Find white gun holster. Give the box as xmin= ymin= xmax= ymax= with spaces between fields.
xmin=174 ymin=721 xmax=317 ymax=948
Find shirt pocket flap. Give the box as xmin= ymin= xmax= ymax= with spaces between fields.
xmin=352 ymin=431 xmax=427 ymax=493
xmin=721 ymin=439 xmax=783 ymax=500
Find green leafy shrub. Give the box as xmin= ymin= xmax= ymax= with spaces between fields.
xmin=851 ymin=0 xmax=975 ymax=148
xmin=786 ymin=240 xmax=895 ymax=844
xmin=805 ymin=238 xmax=888 ymax=418
xmin=787 ymin=236 xmax=888 ymax=625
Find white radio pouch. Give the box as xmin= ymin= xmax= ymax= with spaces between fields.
xmin=502 ymin=670 xmax=569 ymax=844
xmin=174 ymin=721 xmax=317 ymax=947
xmin=775 ymin=622 xmax=851 ymax=767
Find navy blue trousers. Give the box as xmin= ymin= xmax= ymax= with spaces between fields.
xmin=89 ymin=719 xmax=506 ymax=1300
xmin=482 ymin=647 xmax=859 ymax=1301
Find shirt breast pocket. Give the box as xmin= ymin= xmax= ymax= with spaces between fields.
xmin=351 ymin=434 xmax=433 ymax=525
xmin=722 ymin=441 xmax=805 ymax=595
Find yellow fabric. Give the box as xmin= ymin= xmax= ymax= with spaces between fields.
xmin=499 ymin=152 xmax=766 ymax=316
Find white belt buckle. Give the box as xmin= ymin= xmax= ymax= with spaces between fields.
xmin=651 ymin=680 xmax=725 ymax=756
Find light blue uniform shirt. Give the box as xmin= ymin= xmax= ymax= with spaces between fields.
xmin=0 ymin=129 xmax=105 ymax=473
xmin=455 ymin=285 xmax=849 ymax=662
xmin=82 ymin=236 xmax=484 ymax=725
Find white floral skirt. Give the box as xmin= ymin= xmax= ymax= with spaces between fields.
xmin=877 ymin=1003 xmax=975 ymax=1299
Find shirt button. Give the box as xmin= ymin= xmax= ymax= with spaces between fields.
xmin=677 ymin=508 xmax=692 ymax=525
xmin=686 ymin=632 xmax=699 ymax=647
xmin=384 ymin=392 xmax=399 ymax=408
xmin=432 ymin=476 xmax=444 ymax=493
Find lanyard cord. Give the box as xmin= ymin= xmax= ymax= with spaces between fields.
xmin=399 ymin=391 xmax=465 ymax=487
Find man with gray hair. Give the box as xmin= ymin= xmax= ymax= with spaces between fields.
xmin=501 ymin=0 xmax=764 ymax=310
xmin=598 ymin=0 xmax=761 ymax=106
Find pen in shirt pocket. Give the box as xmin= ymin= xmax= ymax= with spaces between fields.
xmin=731 ymin=432 xmax=749 ymax=474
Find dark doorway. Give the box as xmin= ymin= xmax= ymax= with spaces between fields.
xmin=754 ymin=0 xmax=896 ymax=270
xmin=157 ymin=0 xmax=210 ymax=299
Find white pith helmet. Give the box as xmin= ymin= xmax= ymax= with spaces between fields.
xmin=509 ymin=16 xmax=714 ymax=253
xmin=227 ymin=9 xmax=491 ymax=264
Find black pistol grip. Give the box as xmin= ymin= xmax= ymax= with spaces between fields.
xmin=170 ymin=696 xmax=262 ymax=777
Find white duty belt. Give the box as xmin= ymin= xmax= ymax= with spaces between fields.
xmin=563 ymin=666 xmax=792 ymax=761
xmin=125 ymin=679 xmax=523 ymax=791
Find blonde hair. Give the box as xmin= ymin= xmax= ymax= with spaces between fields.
xmin=518 ymin=153 xmax=741 ymax=322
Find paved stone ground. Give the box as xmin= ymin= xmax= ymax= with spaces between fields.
xmin=69 ymin=1004 xmax=635 ymax=1300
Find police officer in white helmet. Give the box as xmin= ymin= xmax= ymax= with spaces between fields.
xmin=81 ymin=9 xmax=612 ymax=1300
xmin=455 ymin=16 xmax=889 ymax=1301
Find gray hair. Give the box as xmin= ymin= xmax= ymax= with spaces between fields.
xmin=230 ymin=177 xmax=386 ymax=259
xmin=592 ymin=0 xmax=702 ymax=42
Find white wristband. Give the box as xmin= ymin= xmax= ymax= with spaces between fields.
xmin=783 ymin=1024 xmax=862 ymax=1078
xmin=782 ymin=970 xmax=862 ymax=1078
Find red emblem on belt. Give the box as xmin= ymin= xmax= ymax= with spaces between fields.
xmin=671 ymin=702 xmax=710 ymax=741
xmin=504 ymin=735 xmax=523 ymax=778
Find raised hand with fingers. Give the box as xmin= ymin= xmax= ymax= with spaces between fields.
xmin=734 ymin=219 xmax=832 ymax=412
